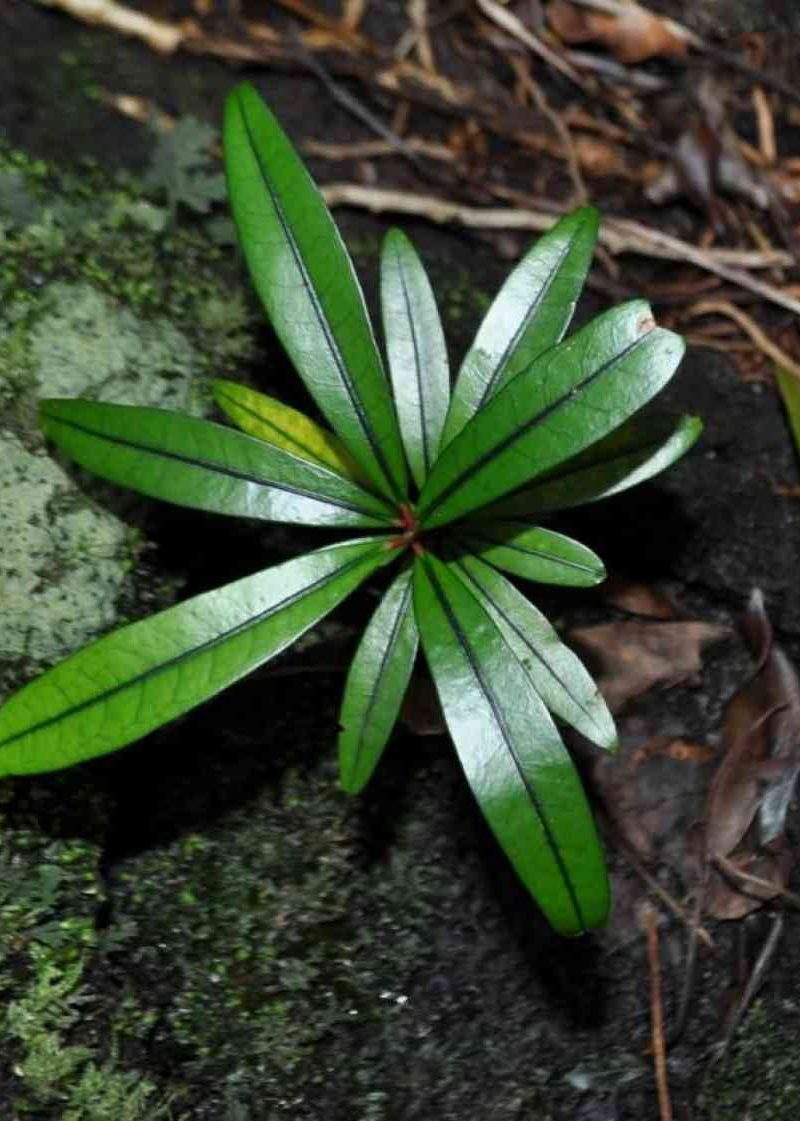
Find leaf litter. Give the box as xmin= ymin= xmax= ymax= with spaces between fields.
xmin=582 ymin=586 xmax=800 ymax=1060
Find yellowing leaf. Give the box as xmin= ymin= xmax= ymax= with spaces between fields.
xmin=213 ymin=379 xmax=369 ymax=484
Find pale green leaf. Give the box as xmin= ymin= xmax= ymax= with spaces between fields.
xmin=776 ymin=365 xmax=800 ymax=459
xmin=441 ymin=206 xmax=599 ymax=446
xmin=418 ymin=301 xmax=685 ymax=528
xmin=338 ymin=566 xmax=419 ymax=793
xmin=381 ymin=229 xmax=450 ymax=488
xmin=413 ymin=553 xmax=609 ymax=935
xmin=212 ymin=378 xmax=367 ymax=483
xmin=461 ymin=522 xmax=605 ymax=587
xmin=0 ymin=539 xmax=393 ymax=776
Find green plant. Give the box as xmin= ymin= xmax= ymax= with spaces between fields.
xmin=0 ymin=83 xmax=700 ymax=935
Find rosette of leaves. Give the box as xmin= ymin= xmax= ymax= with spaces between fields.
xmin=0 ymin=84 xmax=701 ymax=935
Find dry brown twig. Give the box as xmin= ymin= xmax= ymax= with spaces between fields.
xmin=303 ymin=136 xmax=453 ymax=162
xmin=395 ymin=0 xmax=437 ymax=73
xmin=34 ymin=0 xmax=183 ymax=52
xmin=476 ymin=0 xmax=585 ymax=87
xmin=619 ymin=840 xmax=714 ymax=949
xmin=320 ymin=183 xmax=800 ymax=314
xmin=641 ymin=904 xmax=674 ymax=1121
xmin=683 ymin=301 xmax=800 ymax=378
xmin=93 ymin=81 xmax=800 ymax=320
xmin=340 ymin=0 xmax=368 ymax=33
xmin=506 ymin=53 xmax=588 ymax=205
xmin=752 ymin=86 xmax=777 ymax=167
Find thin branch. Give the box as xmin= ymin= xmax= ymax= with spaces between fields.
xmin=712 ymin=914 xmax=784 ymax=1070
xmin=476 ymin=0 xmax=586 ymax=88
xmin=683 ymin=302 xmax=800 ymax=379
xmin=621 ymin=843 xmax=714 ymax=950
xmin=507 ymin=53 xmax=588 ymax=205
xmin=642 ymin=905 xmax=674 ymax=1121
xmin=290 ymin=28 xmax=426 ymax=169
xmin=33 ymin=0 xmax=183 ymax=52
xmin=320 ymin=183 xmax=800 ymax=314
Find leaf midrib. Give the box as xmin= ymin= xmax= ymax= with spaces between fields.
xmin=394 ymin=243 xmax=431 ymax=475
xmin=347 ymin=572 xmax=413 ymax=783
xmin=454 ymin=553 xmax=604 ymax=737
xmin=44 ymin=410 xmax=390 ymax=522
xmin=0 ymin=551 xmax=375 ymax=755
xmin=465 ymin=528 xmax=598 ymax=577
xmin=237 ymin=92 xmax=403 ymax=503
xmin=419 ymin=329 xmax=653 ymax=524
xmin=471 ymin=233 xmax=573 ymax=415
xmin=423 ymin=556 xmax=585 ymax=931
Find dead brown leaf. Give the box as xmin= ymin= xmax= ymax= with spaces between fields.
xmin=706 ymin=842 xmax=791 ymax=920
xmin=603 ymin=579 xmax=678 ymax=620
xmin=546 ymin=0 xmax=692 ymax=64
xmin=592 ymin=727 xmax=714 ymax=860
xmin=569 ymin=620 xmax=730 ymax=713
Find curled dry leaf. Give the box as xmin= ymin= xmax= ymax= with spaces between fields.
xmin=702 ymin=589 xmax=800 ymax=920
xmin=569 ymin=620 xmax=730 ymax=713
xmin=706 ymin=840 xmax=792 ymax=921
xmin=546 ymin=0 xmax=692 ymax=64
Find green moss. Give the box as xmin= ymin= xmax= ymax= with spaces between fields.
xmin=0 ymin=141 xmax=263 ymax=676
xmin=0 ymin=788 xmax=169 ymax=1120
xmin=706 ymin=998 xmax=800 ymax=1120
xmin=438 ymin=268 xmax=491 ymax=327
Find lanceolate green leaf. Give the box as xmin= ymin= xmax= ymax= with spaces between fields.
xmin=461 ymin=522 xmax=605 ymax=587
xmin=453 ymin=553 xmax=617 ymax=750
xmin=41 ymin=399 xmax=395 ymax=529
xmin=338 ymin=566 xmax=419 ymax=794
xmin=417 ymin=301 xmax=685 ymax=528
xmin=440 ymin=206 xmax=599 ymax=447
xmin=0 ymin=539 xmax=394 ymax=777
xmin=212 ymin=378 xmax=368 ymax=484
xmin=413 ymin=553 xmax=609 ymax=934
xmin=224 ymin=83 xmax=407 ymax=502
xmin=381 ymin=229 xmax=450 ymax=488
xmin=481 ymin=414 xmax=703 ymax=519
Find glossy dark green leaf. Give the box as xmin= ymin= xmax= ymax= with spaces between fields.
xmin=452 ymin=553 xmax=617 ymax=750
xmin=0 ymin=539 xmax=393 ymax=777
xmin=381 ymin=229 xmax=450 ymax=488
xmin=41 ymin=399 xmax=395 ymax=529
xmin=461 ymin=521 xmax=605 ymax=587
xmin=212 ymin=378 xmax=367 ymax=483
xmin=480 ymin=414 xmax=703 ymax=519
xmin=441 ymin=206 xmax=599 ymax=446
xmin=338 ymin=566 xmax=419 ymax=793
xmin=413 ymin=553 xmax=609 ymax=934
xmin=417 ymin=301 xmax=685 ymax=528
xmin=224 ymin=82 xmax=407 ymax=502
